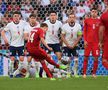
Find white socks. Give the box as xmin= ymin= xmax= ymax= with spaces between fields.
xmin=9 ymin=60 xmax=14 ymax=75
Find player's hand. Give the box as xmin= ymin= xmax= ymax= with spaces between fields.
xmin=48 ymin=47 xmax=53 ymax=51
xmin=70 ymin=45 xmax=76 ymax=49
xmin=84 ymin=41 xmax=88 ymax=48
xmin=4 ymin=40 xmax=9 ymax=46
xmin=67 ymin=45 xmax=72 ymax=49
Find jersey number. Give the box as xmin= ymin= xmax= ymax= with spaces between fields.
xmin=28 ymin=33 xmax=35 ymax=43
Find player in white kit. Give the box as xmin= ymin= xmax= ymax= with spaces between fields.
xmin=1 ymin=11 xmax=27 ymax=77
xmin=44 ymin=11 xmax=62 ymax=63
xmin=61 ymin=13 xmax=82 ymax=77
xmin=24 ymin=14 xmax=41 ymax=78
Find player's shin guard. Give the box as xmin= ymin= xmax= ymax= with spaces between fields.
xmin=73 ymin=58 xmax=78 ymax=76
xmin=9 ymin=60 xmax=14 ymax=75
xmin=83 ymin=58 xmax=88 ymax=75
xmin=40 ymin=61 xmax=52 ymax=78
xmin=65 ymin=62 xmax=71 ymax=78
xmin=73 ymin=61 xmax=78 ymax=76
xmin=93 ymin=60 xmax=98 ymax=74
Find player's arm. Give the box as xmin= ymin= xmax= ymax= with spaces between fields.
xmin=40 ymin=37 xmax=52 ymax=51
xmin=1 ymin=25 xmax=9 ymax=45
xmin=99 ymin=25 xmax=105 ymax=48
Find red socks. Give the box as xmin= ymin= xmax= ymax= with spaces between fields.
xmin=40 ymin=61 xmax=52 ymax=78
xmin=83 ymin=58 xmax=88 ymax=75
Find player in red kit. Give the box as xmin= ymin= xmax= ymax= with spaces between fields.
xmin=83 ymin=8 xmax=100 ymax=78
xmin=99 ymin=0 xmax=108 ymax=70
xmin=26 ymin=23 xmax=67 ymax=80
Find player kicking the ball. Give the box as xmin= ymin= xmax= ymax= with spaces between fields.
xmin=26 ymin=23 xmax=67 ymax=80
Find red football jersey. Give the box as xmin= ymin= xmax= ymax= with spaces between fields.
xmin=27 ymin=28 xmax=44 ymax=48
xmin=100 ymin=10 xmax=108 ymax=42
xmin=83 ymin=18 xmax=100 ymax=43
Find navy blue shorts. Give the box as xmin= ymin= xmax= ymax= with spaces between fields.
xmin=43 ymin=43 xmax=61 ymax=53
xmin=62 ymin=47 xmax=78 ymax=57
xmin=9 ymin=46 xmax=24 ymax=56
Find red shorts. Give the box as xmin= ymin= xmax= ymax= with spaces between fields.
xmin=84 ymin=42 xmax=100 ymax=57
xmin=102 ymin=42 xmax=108 ymax=60
xmin=27 ymin=47 xmax=47 ymax=61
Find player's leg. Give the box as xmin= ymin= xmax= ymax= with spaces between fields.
xmin=13 ymin=46 xmax=24 ymax=77
xmin=83 ymin=56 xmax=89 ymax=78
xmin=102 ymin=42 xmax=108 ymax=69
xmin=52 ymin=44 xmax=64 ymax=78
xmin=40 ymin=60 xmax=53 ymax=78
xmin=92 ymin=57 xmax=98 ymax=78
xmin=45 ymin=54 xmax=67 ymax=70
xmin=53 ymin=44 xmax=62 ymax=64
xmin=25 ymin=56 xmax=32 ymax=78
xmin=40 ymin=60 xmax=56 ymax=80
xmin=55 ymin=52 xmax=62 ymax=63
xmin=24 ymin=47 xmax=32 ymax=66
xmin=38 ymin=48 xmax=67 ymax=70
xmin=73 ymin=57 xmax=79 ymax=78
xmin=18 ymin=46 xmax=24 ymax=67
xmin=92 ymin=44 xmax=100 ymax=78
xmin=62 ymin=47 xmax=71 ymax=78
xmin=71 ymin=47 xmax=79 ymax=78
xmin=9 ymin=46 xmax=16 ymax=77
xmin=83 ymin=44 xmax=91 ymax=78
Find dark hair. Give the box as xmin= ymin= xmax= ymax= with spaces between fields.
xmin=91 ymin=7 xmax=98 ymax=11
xmin=29 ymin=13 xmax=36 ymax=18
xmin=40 ymin=23 xmax=48 ymax=27
xmin=49 ymin=11 xmax=57 ymax=15
xmin=13 ymin=11 xmax=21 ymax=15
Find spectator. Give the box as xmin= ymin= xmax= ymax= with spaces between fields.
xmin=41 ymin=0 xmax=50 ymax=6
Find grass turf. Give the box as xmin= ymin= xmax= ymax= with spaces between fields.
xmin=0 ymin=76 xmax=108 ymax=90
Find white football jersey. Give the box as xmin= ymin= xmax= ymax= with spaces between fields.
xmin=24 ymin=22 xmax=40 ymax=33
xmin=44 ymin=20 xmax=62 ymax=44
xmin=4 ymin=20 xmax=27 ymax=47
xmin=62 ymin=23 xmax=82 ymax=47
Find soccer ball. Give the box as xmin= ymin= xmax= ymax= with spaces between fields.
xmin=61 ymin=56 xmax=70 ymax=65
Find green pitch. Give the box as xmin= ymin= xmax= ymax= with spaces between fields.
xmin=0 ymin=76 xmax=108 ymax=90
